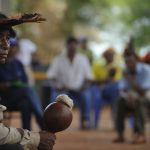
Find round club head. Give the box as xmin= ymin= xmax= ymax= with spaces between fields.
xmin=43 ymin=102 xmax=73 ymax=133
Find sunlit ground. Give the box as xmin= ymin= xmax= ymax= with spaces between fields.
xmin=7 ymin=107 xmax=150 ymax=150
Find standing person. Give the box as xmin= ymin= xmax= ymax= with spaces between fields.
xmin=114 ymin=49 xmax=150 ymax=143
xmin=47 ymin=36 xmax=92 ymax=129
xmin=78 ymin=37 xmax=93 ymax=64
xmin=16 ymin=38 xmax=37 ymax=86
xmin=0 ymin=13 xmax=56 ymax=150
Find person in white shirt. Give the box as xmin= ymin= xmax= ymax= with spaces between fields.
xmin=16 ymin=39 xmax=37 ymax=86
xmin=0 ymin=13 xmax=56 ymax=150
xmin=47 ymin=36 xmax=92 ymax=129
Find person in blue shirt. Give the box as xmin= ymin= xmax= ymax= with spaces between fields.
xmin=0 ymin=37 xmax=44 ymax=130
xmin=0 ymin=12 xmax=56 ymax=150
xmin=113 ymin=49 xmax=150 ymax=144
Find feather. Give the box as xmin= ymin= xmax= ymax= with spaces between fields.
xmin=0 ymin=13 xmax=46 ymax=27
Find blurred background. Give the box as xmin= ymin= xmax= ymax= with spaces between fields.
xmin=1 ymin=0 xmax=150 ymax=63
xmin=0 ymin=0 xmax=150 ymax=150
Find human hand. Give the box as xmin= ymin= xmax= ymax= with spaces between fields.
xmin=38 ymin=131 xmax=56 ymax=150
xmin=108 ymin=68 xmax=116 ymax=78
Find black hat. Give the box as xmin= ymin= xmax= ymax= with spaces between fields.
xmin=0 ymin=13 xmax=16 ymax=37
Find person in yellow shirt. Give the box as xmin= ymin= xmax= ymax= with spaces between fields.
xmin=93 ymin=48 xmax=122 ymax=82
xmin=91 ymin=48 xmax=123 ymax=128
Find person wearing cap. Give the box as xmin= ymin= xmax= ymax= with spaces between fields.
xmin=0 ymin=13 xmax=56 ymax=150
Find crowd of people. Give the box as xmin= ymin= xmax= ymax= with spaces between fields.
xmin=0 ymin=12 xmax=150 ymax=150
xmin=46 ymin=36 xmax=150 ymax=144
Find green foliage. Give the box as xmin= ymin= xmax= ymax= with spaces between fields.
xmin=121 ymin=0 xmax=150 ymax=48
xmin=11 ymin=0 xmax=150 ymax=62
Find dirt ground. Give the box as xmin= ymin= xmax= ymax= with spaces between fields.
xmin=10 ymin=107 xmax=150 ymax=150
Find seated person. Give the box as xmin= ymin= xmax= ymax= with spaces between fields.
xmin=0 ymin=12 xmax=55 ymax=150
xmin=0 ymin=38 xmax=44 ymax=130
xmin=47 ymin=36 xmax=92 ymax=129
xmin=92 ymin=48 xmax=123 ymax=128
xmin=114 ymin=49 xmax=150 ymax=143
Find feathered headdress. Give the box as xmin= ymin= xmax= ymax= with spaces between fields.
xmin=0 ymin=13 xmax=46 ymax=37
xmin=0 ymin=13 xmax=46 ymax=26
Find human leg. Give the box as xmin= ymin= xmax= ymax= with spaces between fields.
xmin=91 ymin=85 xmax=103 ymax=128
xmin=114 ymin=97 xmax=127 ymax=142
xmin=69 ymin=89 xmax=92 ymax=129
xmin=102 ymin=82 xmax=119 ymax=107
xmin=22 ymin=87 xmax=44 ymax=129
xmin=132 ymin=99 xmax=146 ymax=143
xmin=19 ymin=97 xmax=32 ymax=130
xmin=0 ymin=90 xmax=32 ymax=130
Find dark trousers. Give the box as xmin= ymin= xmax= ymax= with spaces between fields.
xmin=0 ymin=144 xmax=23 ymax=150
xmin=115 ymin=97 xmax=145 ymax=134
xmin=1 ymin=86 xmax=44 ymax=130
xmin=51 ymin=88 xmax=92 ymax=128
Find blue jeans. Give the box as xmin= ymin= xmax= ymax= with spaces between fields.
xmin=102 ymin=82 xmax=119 ymax=105
xmin=1 ymin=86 xmax=44 ymax=130
xmin=90 ymin=85 xmax=103 ymax=128
xmin=50 ymin=87 xmax=92 ymax=128
xmin=91 ymin=82 xmax=119 ymax=128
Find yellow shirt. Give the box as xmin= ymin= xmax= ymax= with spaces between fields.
xmin=92 ymin=59 xmax=122 ymax=81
